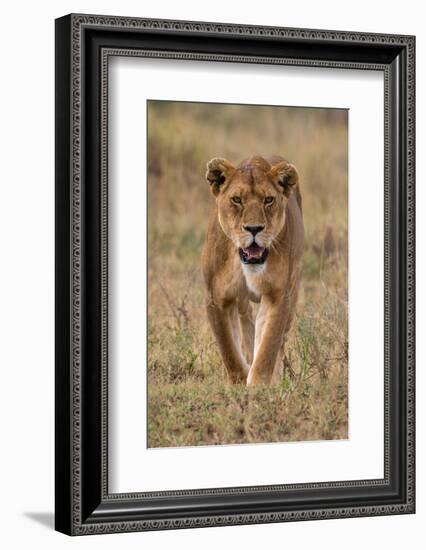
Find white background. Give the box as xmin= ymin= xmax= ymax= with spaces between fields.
xmin=110 ymin=59 xmax=384 ymax=493
xmin=0 ymin=1 xmax=423 ymax=548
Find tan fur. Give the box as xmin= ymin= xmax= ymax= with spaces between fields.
xmin=202 ymin=155 xmax=304 ymax=385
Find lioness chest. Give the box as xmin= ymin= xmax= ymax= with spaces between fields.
xmin=241 ymin=264 xmax=268 ymax=300
xmin=241 ymin=259 xmax=290 ymax=302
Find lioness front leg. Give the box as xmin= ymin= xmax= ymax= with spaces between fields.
xmin=247 ymin=297 xmax=289 ymax=386
xmin=238 ymin=297 xmax=255 ymax=366
xmin=206 ymin=299 xmax=249 ymax=384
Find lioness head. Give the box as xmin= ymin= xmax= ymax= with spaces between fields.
xmin=205 ymin=155 xmax=299 ymax=265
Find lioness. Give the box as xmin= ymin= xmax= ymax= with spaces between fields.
xmin=202 ymin=155 xmax=304 ymax=385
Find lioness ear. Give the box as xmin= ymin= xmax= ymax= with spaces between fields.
xmin=205 ymin=158 xmax=235 ymax=196
xmin=269 ymin=161 xmax=299 ymax=197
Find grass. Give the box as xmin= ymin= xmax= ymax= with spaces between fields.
xmin=147 ymin=101 xmax=348 ymax=448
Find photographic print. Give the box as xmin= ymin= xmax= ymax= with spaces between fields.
xmin=147 ymin=100 xmax=348 ymax=448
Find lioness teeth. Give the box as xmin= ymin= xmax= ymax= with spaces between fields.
xmin=243 ymin=244 xmax=265 ymax=258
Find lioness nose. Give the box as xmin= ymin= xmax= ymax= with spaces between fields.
xmin=244 ymin=225 xmax=265 ymax=236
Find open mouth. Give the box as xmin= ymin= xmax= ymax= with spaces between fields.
xmin=239 ymin=243 xmax=269 ymax=265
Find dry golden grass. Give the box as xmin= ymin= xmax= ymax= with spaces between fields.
xmin=147 ymin=101 xmax=348 ymax=448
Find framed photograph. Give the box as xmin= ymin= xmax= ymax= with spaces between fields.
xmin=55 ymin=14 xmax=415 ymax=535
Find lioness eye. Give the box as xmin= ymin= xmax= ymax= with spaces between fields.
xmin=231 ymin=196 xmax=242 ymax=204
xmin=264 ymin=196 xmax=274 ymax=204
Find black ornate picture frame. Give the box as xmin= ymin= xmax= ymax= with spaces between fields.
xmin=55 ymin=13 xmax=415 ymax=535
